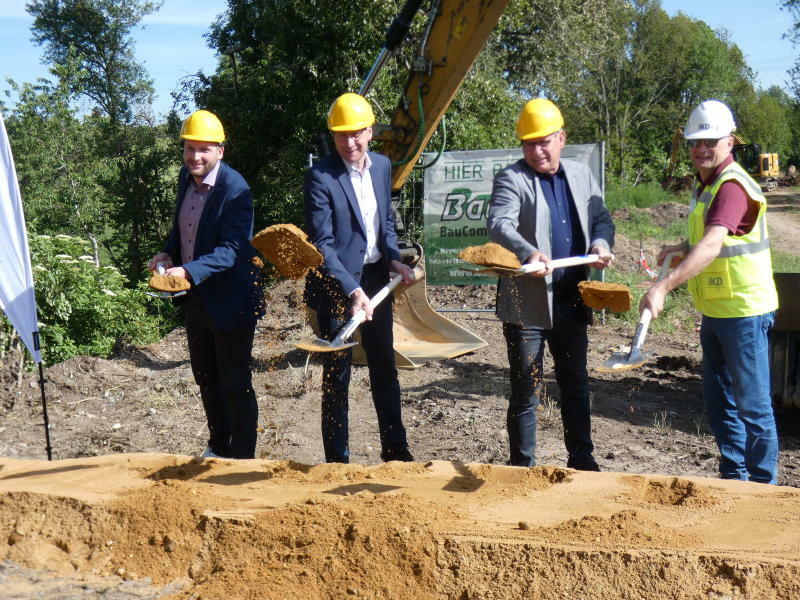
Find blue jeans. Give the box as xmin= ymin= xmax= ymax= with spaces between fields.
xmin=700 ymin=312 xmax=777 ymax=484
xmin=502 ymin=295 xmax=593 ymax=467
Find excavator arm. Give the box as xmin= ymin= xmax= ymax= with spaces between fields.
xmin=369 ymin=0 xmax=511 ymax=192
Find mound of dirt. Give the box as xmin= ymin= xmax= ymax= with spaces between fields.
xmin=1 ymin=455 xmax=799 ymax=599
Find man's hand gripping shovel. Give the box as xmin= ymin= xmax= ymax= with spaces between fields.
xmin=296 ymin=273 xmax=405 ymax=353
xmin=597 ymin=251 xmax=681 ymax=373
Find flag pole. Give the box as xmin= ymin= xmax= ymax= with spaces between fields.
xmin=38 ymin=362 xmax=52 ymax=460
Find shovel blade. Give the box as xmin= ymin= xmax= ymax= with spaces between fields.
xmin=596 ymin=349 xmax=652 ymax=373
xmin=295 ymin=337 xmax=358 ymax=353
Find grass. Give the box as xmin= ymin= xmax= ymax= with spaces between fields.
xmin=606 ymin=180 xmax=690 ymax=242
xmin=605 ymin=180 xmax=691 ymax=211
xmin=773 ymin=251 xmax=800 ymax=273
xmin=602 ymin=268 xmax=697 ymax=336
xmin=652 ymin=410 xmax=673 ymax=436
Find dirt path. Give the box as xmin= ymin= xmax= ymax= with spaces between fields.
xmin=766 ymin=188 xmax=800 ymax=257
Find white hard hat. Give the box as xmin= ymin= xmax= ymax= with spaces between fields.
xmin=684 ymin=100 xmax=736 ymax=140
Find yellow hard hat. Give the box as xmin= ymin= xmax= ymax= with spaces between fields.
xmin=516 ymin=98 xmax=564 ymax=140
xmin=180 ymin=110 xmax=225 ymax=143
xmin=327 ymin=93 xmax=375 ymax=132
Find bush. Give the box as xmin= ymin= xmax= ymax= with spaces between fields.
xmin=20 ymin=234 xmax=164 ymax=365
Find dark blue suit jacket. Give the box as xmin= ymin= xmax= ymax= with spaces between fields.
xmin=164 ymin=162 xmax=264 ymax=331
xmin=303 ymin=151 xmax=401 ymax=317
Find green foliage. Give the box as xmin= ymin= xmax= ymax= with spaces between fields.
xmin=26 ymin=233 xmax=163 ymax=365
xmin=4 ymin=66 xmax=110 ymax=241
xmin=605 ymin=180 xmax=689 ymax=211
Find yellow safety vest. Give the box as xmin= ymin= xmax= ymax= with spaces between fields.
xmin=687 ymin=161 xmax=778 ymax=318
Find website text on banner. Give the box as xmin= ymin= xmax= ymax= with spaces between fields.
xmin=422 ymin=144 xmax=604 ymax=285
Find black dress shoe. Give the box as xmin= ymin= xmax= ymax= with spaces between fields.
xmin=381 ymin=448 xmax=415 ymax=462
xmin=567 ymin=455 xmax=601 ymax=471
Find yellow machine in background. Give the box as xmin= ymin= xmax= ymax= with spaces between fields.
xmin=664 ymin=128 xmax=780 ymax=192
xmin=732 ymin=135 xmax=780 ymax=192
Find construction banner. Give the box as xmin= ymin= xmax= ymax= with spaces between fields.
xmin=422 ymin=144 xmax=604 ymax=285
xmin=0 ymin=111 xmax=42 ymax=363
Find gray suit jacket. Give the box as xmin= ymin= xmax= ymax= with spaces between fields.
xmin=487 ymin=157 xmax=614 ymax=328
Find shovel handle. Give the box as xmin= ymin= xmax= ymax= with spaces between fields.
xmin=629 ymin=251 xmax=681 ymax=353
xmin=332 ymin=273 xmax=404 ymax=344
xmin=517 ymin=254 xmax=599 ymax=274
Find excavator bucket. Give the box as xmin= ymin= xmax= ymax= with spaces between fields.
xmin=357 ymin=265 xmax=487 ymax=368
xmin=307 ymin=261 xmax=487 ymax=369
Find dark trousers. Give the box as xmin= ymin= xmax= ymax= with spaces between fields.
xmin=317 ymin=262 xmax=408 ymax=463
xmin=502 ymin=295 xmax=593 ymax=467
xmin=185 ymin=297 xmax=258 ymax=459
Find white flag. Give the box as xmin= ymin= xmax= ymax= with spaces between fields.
xmin=0 ymin=110 xmax=42 ymax=363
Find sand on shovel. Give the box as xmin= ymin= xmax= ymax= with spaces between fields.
xmin=578 ymin=280 xmax=632 ymax=313
xmin=459 ymin=242 xmax=520 ymax=269
xmin=148 ymin=273 xmax=191 ymax=292
xmin=252 ymin=223 xmax=323 ymax=279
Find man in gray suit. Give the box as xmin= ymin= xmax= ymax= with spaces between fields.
xmin=487 ymin=98 xmax=615 ymax=470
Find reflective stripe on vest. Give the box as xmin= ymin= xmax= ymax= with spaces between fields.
xmin=687 ymin=162 xmax=778 ymax=318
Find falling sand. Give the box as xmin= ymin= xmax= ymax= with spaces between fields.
xmin=1 ymin=455 xmax=799 ymax=599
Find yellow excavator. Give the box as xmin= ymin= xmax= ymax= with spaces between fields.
xmin=731 ymin=136 xmax=780 ymax=192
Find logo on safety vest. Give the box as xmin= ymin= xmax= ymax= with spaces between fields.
xmin=707 ymin=275 xmax=723 ymax=287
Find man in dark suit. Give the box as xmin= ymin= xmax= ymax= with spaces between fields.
xmin=304 ymin=93 xmax=415 ymax=464
xmin=488 ymin=99 xmax=615 ymax=471
xmin=149 ymin=109 xmax=264 ymax=459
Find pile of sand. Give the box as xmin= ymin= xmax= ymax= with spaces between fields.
xmin=252 ymin=223 xmax=323 ymax=279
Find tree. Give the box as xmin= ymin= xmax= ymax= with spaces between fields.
xmin=4 ymin=59 xmax=110 ymax=259
xmin=27 ymin=0 xmax=161 ymax=125
xmin=22 ymin=0 xmax=182 ymax=281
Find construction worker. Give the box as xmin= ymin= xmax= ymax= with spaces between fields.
xmin=487 ymin=98 xmax=615 ymax=470
xmin=149 ymin=109 xmax=265 ymax=459
xmin=304 ymin=93 xmax=415 ymax=464
xmin=640 ymin=99 xmax=779 ymax=484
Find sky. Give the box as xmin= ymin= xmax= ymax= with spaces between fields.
xmin=0 ymin=0 xmax=796 ymax=118
xmin=660 ymin=0 xmax=795 ymax=90
xmin=0 ymin=0 xmax=222 ymax=117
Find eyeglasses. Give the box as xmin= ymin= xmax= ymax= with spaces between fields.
xmin=687 ymin=137 xmax=727 ymax=149
xmin=333 ymin=128 xmax=369 ymax=142
xmin=522 ymin=131 xmax=560 ymax=150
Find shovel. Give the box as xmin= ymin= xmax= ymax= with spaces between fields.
xmin=296 ymin=273 xmax=404 ymax=353
xmin=597 ymin=251 xmax=681 ymax=373
xmin=146 ymin=264 xmax=188 ymax=299
xmin=465 ymin=253 xmax=600 ymax=277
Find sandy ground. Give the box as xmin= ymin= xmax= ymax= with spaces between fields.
xmin=0 ymin=192 xmax=799 ymax=598
xmin=1 ymin=454 xmax=800 ymax=599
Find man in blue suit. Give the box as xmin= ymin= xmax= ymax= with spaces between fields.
xmin=304 ymin=93 xmax=415 ymax=464
xmin=150 ymin=110 xmax=265 ymax=459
